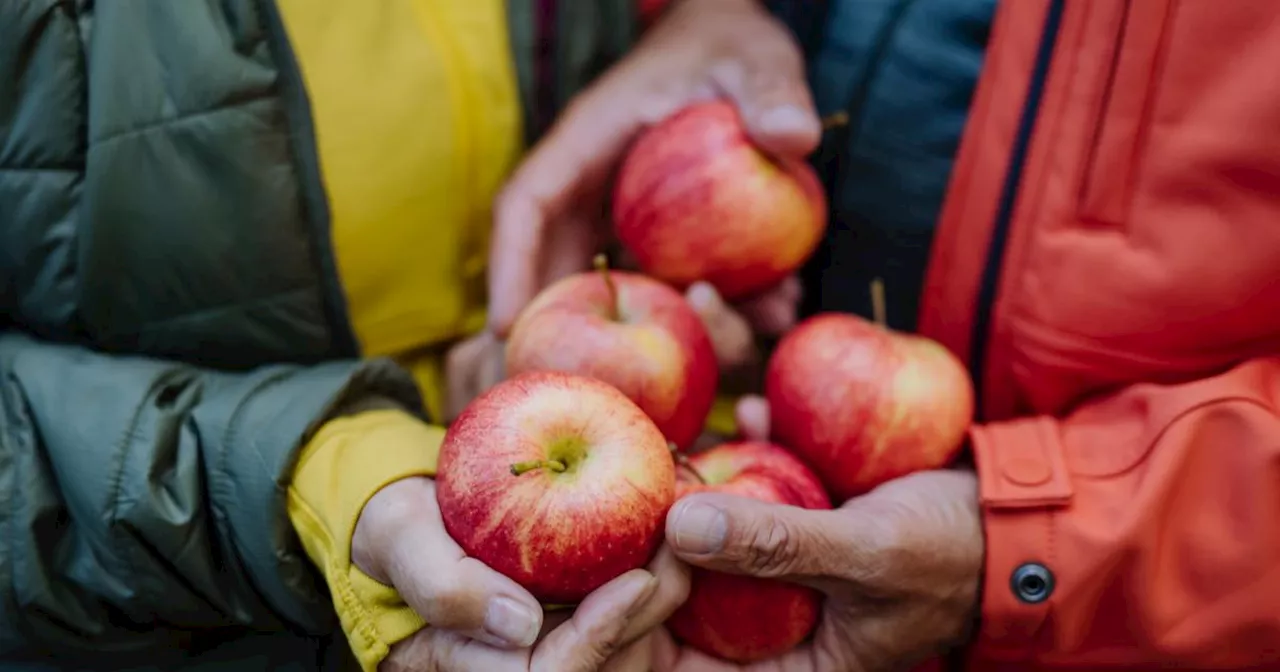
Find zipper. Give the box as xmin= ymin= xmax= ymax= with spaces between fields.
xmin=966 ymin=0 xmax=1065 ymax=420
xmin=805 ymin=0 xmax=918 ymax=321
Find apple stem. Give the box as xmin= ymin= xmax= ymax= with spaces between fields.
xmin=510 ymin=459 xmax=568 ymax=476
xmin=668 ymin=442 xmax=707 ymax=485
xmin=870 ymin=277 xmax=887 ymax=328
xmin=594 ymin=253 xmax=621 ymax=322
xmin=821 ymin=111 xmax=850 ymax=131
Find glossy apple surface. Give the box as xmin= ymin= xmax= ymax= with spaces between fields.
xmin=505 ymin=265 xmax=718 ymax=450
xmin=667 ymin=441 xmax=831 ymax=662
xmin=436 ymin=371 xmax=677 ymax=603
xmin=613 ymin=101 xmax=826 ymax=301
xmin=766 ymin=313 xmax=974 ymax=501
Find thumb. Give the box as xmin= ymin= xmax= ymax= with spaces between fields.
xmin=709 ymin=40 xmax=819 ymax=158
xmin=376 ymin=483 xmax=544 ymax=649
xmin=531 ymin=569 xmax=658 ymax=672
xmin=389 ymin=554 xmax=543 ymax=649
xmin=665 ymin=492 xmax=842 ymax=580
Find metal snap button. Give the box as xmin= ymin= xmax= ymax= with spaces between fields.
xmin=1011 ymin=562 xmax=1054 ymax=604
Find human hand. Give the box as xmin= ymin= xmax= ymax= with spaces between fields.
xmin=686 ymin=277 xmax=802 ymax=385
xmin=443 ymin=330 xmax=506 ymax=422
xmin=354 ymin=477 xmax=691 ymax=671
xmin=652 ymin=398 xmax=984 ymax=671
xmin=487 ymin=0 xmax=820 ymax=340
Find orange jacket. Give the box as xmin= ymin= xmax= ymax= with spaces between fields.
xmin=919 ymin=0 xmax=1280 ymax=668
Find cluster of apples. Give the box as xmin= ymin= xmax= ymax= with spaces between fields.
xmin=435 ymin=102 xmax=975 ymax=663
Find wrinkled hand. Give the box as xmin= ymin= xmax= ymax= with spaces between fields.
xmin=652 ymin=398 xmax=984 ymax=672
xmin=487 ymin=0 xmax=820 ymax=341
xmin=354 ymin=477 xmax=690 ymax=671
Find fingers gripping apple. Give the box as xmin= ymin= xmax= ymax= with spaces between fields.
xmin=436 ymin=372 xmax=677 ymax=604
xmin=613 ymin=101 xmax=827 ymax=302
xmin=667 ymin=441 xmax=832 ymax=663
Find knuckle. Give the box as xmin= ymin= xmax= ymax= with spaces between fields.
xmin=420 ymin=584 xmax=480 ymax=627
xmin=585 ymin=638 xmax=622 ymax=670
xmin=737 ymin=517 xmax=802 ymax=577
xmin=665 ymin=567 xmax=693 ymax=607
xmin=381 ymin=629 xmax=443 ymax=672
xmin=745 ymin=68 xmax=791 ymax=95
xmin=602 ymin=637 xmax=654 ymax=672
xmin=706 ymin=57 xmax=746 ymax=89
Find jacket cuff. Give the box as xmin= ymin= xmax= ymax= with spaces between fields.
xmin=213 ymin=357 xmax=424 ymax=632
xmin=288 ymin=409 xmax=443 ymax=671
xmin=969 ymin=416 xmax=1073 ymax=660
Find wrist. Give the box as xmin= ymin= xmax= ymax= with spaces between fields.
xmin=288 ymin=410 xmax=443 ymax=576
xmin=351 ymin=476 xmax=434 ymax=584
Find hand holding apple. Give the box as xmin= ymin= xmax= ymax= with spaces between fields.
xmin=613 ymin=100 xmax=827 ymax=302
xmin=436 ymin=371 xmax=677 ymax=604
xmin=486 ymin=0 xmax=820 ymax=337
xmin=654 ymin=464 xmax=985 ymax=672
xmin=664 ymin=441 xmax=831 ymax=663
xmin=357 ymin=477 xmax=684 ymax=672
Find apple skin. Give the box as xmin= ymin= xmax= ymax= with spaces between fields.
xmin=612 ymin=101 xmax=827 ymax=301
xmin=505 ymin=268 xmax=718 ymax=451
xmin=638 ymin=0 xmax=669 ymax=25
xmin=436 ymin=371 xmax=677 ymax=604
xmin=765 ymin=313 xmax=974 ymax=502
xmin=667 ymin=441 xmax=831 ymax=663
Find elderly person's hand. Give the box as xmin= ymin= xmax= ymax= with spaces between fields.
xmin=651 ymin=398 xmax=984 ymax=671
xmin=356 ymin=478 xmax=691 ymax=671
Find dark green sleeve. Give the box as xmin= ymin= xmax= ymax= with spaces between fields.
xmin=0 ymin=332 xmax=422 ymax=654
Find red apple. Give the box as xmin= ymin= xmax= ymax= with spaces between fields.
xmin=505 ymin=257 xmax=718 ymax=450
xmin=612 ymin=100 xmax=827 ymax=301
xmin=436 ymin=371 xmax=677 ymax=603
xmin=766 ymin=313 xmax=974 ymax=502
xmin=667 ymin=441 xmax=831 ymax=663
xmin=638 ymin=0 xmax=670 ymax=26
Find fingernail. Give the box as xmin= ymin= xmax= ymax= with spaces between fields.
xmin=671 ymin=500 xmax=727 ymax=555
xmin=686 ymin=283 xmax=718 ymax=311
xmin=485 ymin=597 xmax=540 ymax=647
xmin=755 ymin=105 xmax=818 ymax=135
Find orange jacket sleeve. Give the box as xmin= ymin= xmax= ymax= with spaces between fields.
xmin=969 ymin=357 xmax=1280 ymax=668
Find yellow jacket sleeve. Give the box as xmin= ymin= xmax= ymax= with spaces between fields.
xmin=287 ymin=409 xmax=442 ymax=672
